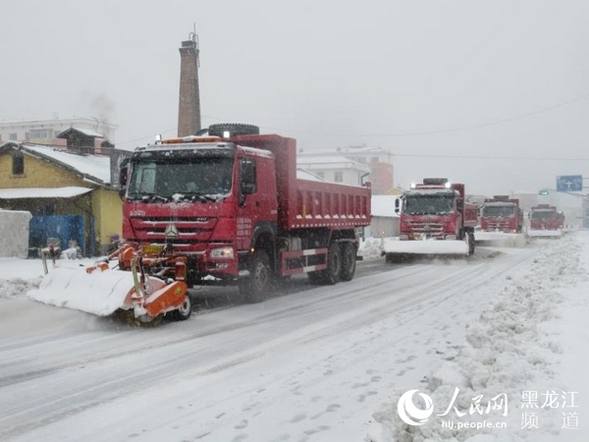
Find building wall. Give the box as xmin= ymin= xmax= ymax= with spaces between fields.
xmin=368 ymin=161 xmax=394 ymax=194
xmin=0 ymin=152 xmax=88 ymax=189
xmin=0 ymin=118 xmax=118 ymax=144
xmin=0 ymin=150 xmax=121 ymax=256
xmin=301 ymin=167 xmax=367 ymax=187
xmin=92 ymin=188 xmax=123 ymax=253
xmin=364 ymin=216 xmax=400 ymax=238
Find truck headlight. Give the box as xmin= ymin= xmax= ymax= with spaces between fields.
xmin=210 ymin=247 xmax=234 ymax=259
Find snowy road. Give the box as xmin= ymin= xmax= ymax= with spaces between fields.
xmin=0 ymin=236 xmax=587 ymax=442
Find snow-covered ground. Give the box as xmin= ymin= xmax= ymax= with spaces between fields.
xmin=0 ymin=233 xmax=587 ymax=441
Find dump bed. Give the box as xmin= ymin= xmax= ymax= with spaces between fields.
xmin=232 ymin=134 xmax=371 ymax=232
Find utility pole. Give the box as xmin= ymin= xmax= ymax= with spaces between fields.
xmin=177 ymin=25 xmax=201 ymax=137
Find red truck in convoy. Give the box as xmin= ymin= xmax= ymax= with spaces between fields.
xmin=528 ymin=204 xmax=564 ymax=238
xmin=384 ymin=178 xmax=478 ymax=260
xmin=480 ymin=195 xmax=524 ymax=233
xmin=118 ymin=123 xmax=372 ymax=304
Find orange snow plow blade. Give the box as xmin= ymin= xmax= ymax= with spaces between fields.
xmin=27 ymin=257 xmax=188 ymax=325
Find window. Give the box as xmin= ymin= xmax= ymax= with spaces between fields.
xmin=370 ymin=156 xmax=379 ymax=163
xmin=334 ymin=171 xmax=343 ymax=183
xmin=12 ymin=152 xmax=24 ymax=175
xmin=37 ymin=203 xmax=55 ymax=216
xmin=239 ymin=158 xmax=257 ymax=194
xmin=29 ymin=129 xmax=51 ymax=140
xmin=9 ymin=133 xmax=18 ymax=141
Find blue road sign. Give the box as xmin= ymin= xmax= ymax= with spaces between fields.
xmin=556 ymin=175 xmax=583 ymax=192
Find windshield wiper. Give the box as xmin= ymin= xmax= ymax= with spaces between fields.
xmin=138 ymin=193 xmax=170 ymax=203
xmin=175 ymin=192 xmax=219 ymax=202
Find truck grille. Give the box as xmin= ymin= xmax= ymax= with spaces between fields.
xmin=129 ymin=216 xmax=218 ymax=247
xmin=406 ymin=221 xmax=445 ymax=234
xmin=484 ymin=220 xmax=512 ymax=231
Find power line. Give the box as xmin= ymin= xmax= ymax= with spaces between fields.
xmin=207 ymin=93 xmax=589 ymax=138
xmin=392 ymin=152 xmax=589 ymax=161
xmin=116 ymin=92 xmax=589 ymax=146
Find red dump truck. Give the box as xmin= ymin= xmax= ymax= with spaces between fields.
xmin=480 ymin=195 xmax=524 ymax=233
xmin=121 ymin=124 xmax=371 ymax=296
xmin=528 ymin=204 xmax=564 ymax=238
xmin=29 ymin=124 xmax=372 ymax=325
xmin=384 ymin=178 xmax=478 ymax=260
xmin=475 ymin=195 xmax=526 ymax=246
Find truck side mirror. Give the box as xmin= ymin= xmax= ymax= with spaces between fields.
xmin=118 ymin=158 xmax=130 ymax=198
xmin=394 ymin=198 xmax=401 ymax=214
xmin=238 ymin=158 xmax=257 ymax=206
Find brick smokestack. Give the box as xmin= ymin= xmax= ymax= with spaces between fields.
xmin=177 ymin=33 xmax=201 ymax=137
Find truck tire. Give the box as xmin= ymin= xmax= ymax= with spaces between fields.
xmin=340 ymin=242 xmax=356 ymax=282
xmin=322 ymin=242 xmax=342 ymax=285
xmin=171 ymin=294 xmax=193 ymax=321
xmin=307 ymin=243 xmax=341 ymax=285
xmin=307 ymin=270 xmax=323 ymax=285
xmin=208 ymin=123 xmax=260 ymax=137
xmin=239 ymin=250 xmax=271 ymax=303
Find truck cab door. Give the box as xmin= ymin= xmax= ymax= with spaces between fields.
xmin=236 ymin=157 xmax=277 ymax=250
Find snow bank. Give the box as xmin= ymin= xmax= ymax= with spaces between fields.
xmin=371 ymin=233 xmax=588 ymax=441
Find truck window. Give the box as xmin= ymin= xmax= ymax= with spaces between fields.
xmin=404 ymin=194 xmax=454 ymax=214
xmin=240 ymin=158 xmax=257 ymax=194
xmin=127 ymin=155 xmax=234 ymax=199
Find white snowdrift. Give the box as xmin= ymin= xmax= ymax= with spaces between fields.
xmin=372 ymin=233 xmax=588 ymax=442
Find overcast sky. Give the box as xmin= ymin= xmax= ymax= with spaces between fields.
xmin=2 ymin=0 xmax=589 ymax=195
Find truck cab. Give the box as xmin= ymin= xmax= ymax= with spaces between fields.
xmin=121 ymin=137 xmax=278 ymax=287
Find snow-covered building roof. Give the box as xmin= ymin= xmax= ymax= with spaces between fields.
xmin=296 ymin=168 xmax=325 ymax=182
xmin=0 ymin=187 xmax=93 ymax=199
xmin=297 ymin=155 xmax=370 ymax=172
xmin=0 ymin=142 xmax=111 ymax=185
xmin=57 ymin=127 xmax=104 ymax=138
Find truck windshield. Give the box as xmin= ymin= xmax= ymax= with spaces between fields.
xmin=403 ymin=194 xmax=454 ymax=215
xmin=127 ymin=156 xmax=234 ymax=201
xmin=531 ymin=211 xmax=557 ymax=220
xmin=482 ymin=205 xmax=515 ymax=218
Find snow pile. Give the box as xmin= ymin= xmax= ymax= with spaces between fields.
xmin=359 ymin=237 xmax=386 ymax=260
xmin=0 ymin=276 xmax=41 ymax=300
xmin=372 ymin=235 xmax=588 ymax=442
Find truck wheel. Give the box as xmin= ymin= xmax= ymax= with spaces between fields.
xmin=208 ymin=123 xmax=260 ymax=137
xmin=308 ymin=270 xmax=324 ymax=285
xmin=322 ymin=242 xmax=342 ymax=285
xmin=239 ymin=250 xmax=270 ymax=303
xmin=340 ymin=242 xmax=356 ymax=282
xmin=171 ymin=294 xmax=192 ymax=321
